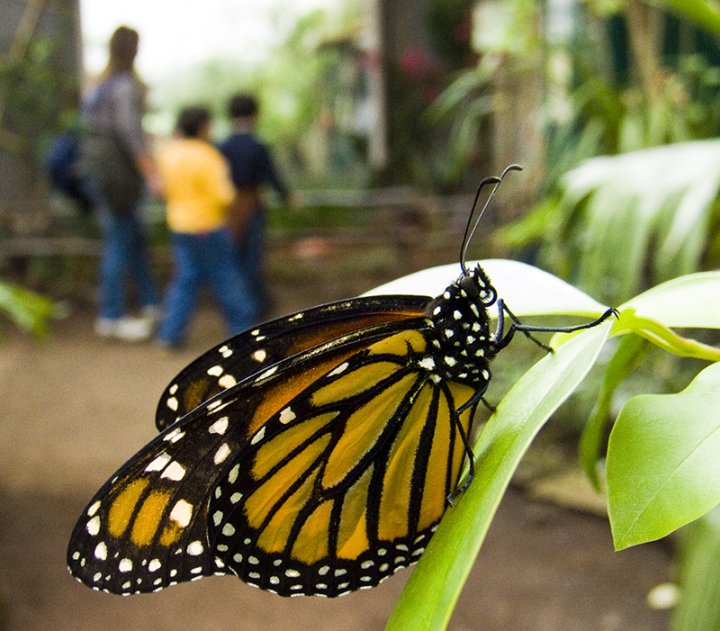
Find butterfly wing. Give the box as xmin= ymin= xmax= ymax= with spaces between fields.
xmin=208 ymin=326 xmax=478 ymax=596
xmin=155 ymin=296 xmax=430 ymax=430
xmin=67 ymin=310 xmax=479 ymax=596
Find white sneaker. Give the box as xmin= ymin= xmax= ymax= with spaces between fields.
xmin=141 ymin=305 xmax=162 ymax=325
xmin=95 ymin=316 xmax=153 ymax=342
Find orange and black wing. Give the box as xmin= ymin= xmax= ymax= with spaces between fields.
xmin=67 ymin=307 xmax=478 ymax=597
xmin=155 ymin=296 xmax=430 ymax=430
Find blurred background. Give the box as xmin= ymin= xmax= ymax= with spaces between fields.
xmin=2 ymin=1 xmax=720 ymax=629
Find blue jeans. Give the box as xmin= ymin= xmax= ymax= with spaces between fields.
xmin=97 ymin=204 xmax=159 ymax=320
xmin=158 ymin=228 xmax=255 ymax=344
xmin=236 ymin=209 xmax=266 ymax=317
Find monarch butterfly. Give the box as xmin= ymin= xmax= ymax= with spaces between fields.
xmin=67 ymin=165 xmax=615 ymax=598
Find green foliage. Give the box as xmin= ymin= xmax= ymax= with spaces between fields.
xmin=429 ymin=0 xmax=540 ymax=183
xmin=672 ymin=508 xmax=720 ymax=630
xmin=376 ymin=261 xmax=720 ymax=629
xmin=503 ymin=141 xmax=720 ymax=304
xmin=660 ymin=0 xmax=720 ymax=36
xmin=153 ymin=7 xmax=359 ymax=186
xmin=0 ymin=35 xmax=78 ymax=161
xmin=0 ymin=280 xmax=56 ymax=338
xmin=427 ymin=58 xmax=496 ymax=182
xmin=607 ymin=361 xmax=720 ymax=549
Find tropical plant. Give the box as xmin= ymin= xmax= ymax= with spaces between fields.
xmin=366 ymin=260 xmax=720 ymax=630
xmin=501 ymin=140 xmax=720 ymax=304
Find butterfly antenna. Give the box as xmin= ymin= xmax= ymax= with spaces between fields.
xmin=459 ymin=164 xmax=524 ymax=274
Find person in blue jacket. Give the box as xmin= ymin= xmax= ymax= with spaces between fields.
xmin=219 ymin=93 xmax=291 ymax=320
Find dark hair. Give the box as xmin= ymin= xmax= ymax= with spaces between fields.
xmin=228 ymin=93 xmax=258 ymax=119
xmin=176 ymin=106 xmax=211 ymax=138
xmin=107 ymin=26 xmax=139 ymax=74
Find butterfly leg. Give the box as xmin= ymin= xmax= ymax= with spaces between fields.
xmin=447 ymin=416 xmax=475 ymax=507
xmin=492 ymin=299 xmax=552 ymax=352
xmin=448 ymin=385 xmax=488 ymax=506
xmin=493 ymin=299 xmax=617 ymax=353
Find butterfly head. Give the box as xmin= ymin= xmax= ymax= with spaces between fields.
xmin=458 ymin=264 xmax=497 ymax=308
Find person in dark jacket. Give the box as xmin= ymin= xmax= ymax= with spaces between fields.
xmin=219 ymin=93 xmax=291 ymax=319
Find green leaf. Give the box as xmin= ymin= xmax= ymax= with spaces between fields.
xmin=0 ymin=280 xmax=56 ymax=337
xmin=611 ymin=309 xmax=720 ymax=362
xmin=607 ymin=362 xmax=720 ymax=550
xmin=386 ymin=320 xmax=612 ymax=630
xmin=659 ymin=0 xmax=720 ymax=36
xmin=621 ymin=271 xmax=720 ymax=329
xmin=548 ymin=141 xmax=720 ymax=304
xmin=579 ymin=334 xmax=648 ymax=489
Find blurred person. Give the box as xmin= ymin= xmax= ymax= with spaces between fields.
xmin=79 ymin=25 xmax=160 ymax=342
xmin=156 ymin=106 xmax=255 ymax=348
xmin=219 ymin=93 xmax=291 ymax=319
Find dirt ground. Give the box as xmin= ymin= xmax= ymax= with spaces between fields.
xmin=0 ymin=244 xmax=673 ymax=630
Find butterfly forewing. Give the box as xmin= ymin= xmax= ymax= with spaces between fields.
xmin=155 ymin=296 xmax=429 ymax=430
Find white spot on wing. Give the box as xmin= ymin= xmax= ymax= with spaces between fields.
xmin=145 ymin=453 xmax=171 ymax=472
xmin=164 ymin=427 xmax=185 ymax=443
xmin=161 ymin=461 xmax=186 ymax=481
xmin=187 ymin=540 xmax=204 ymax=556
xmin=86 ymin=516 xmax=100 ymax=536
xmin=94 ymin=542 xmax=107 ymax=560
xmin=250 ymin=427 xmax=266 ymax=445
xmin=328 ymin=362 xmax=349 ymax=377
xmin=418 ymin=357 xmax=435 ymax=371
xmin=279 ymin=407 xmax=296 ymax=424
xmin=218 ymin=374 xmax=236 ymax=389
xmin=214 ymin=443 xmax=231 ymax=464
xmin=170 ymin=499 xmax=193 ymax=527
xmin=207 ymin=365 xmax=224 ymax=377
xmin=208 ymin=417 xmax=229 ymax=435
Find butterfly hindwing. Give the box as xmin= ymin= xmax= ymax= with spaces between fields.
xmin=155 ymin=296 xmax=430 ymax=430
xmin=206 ymin=326 xmax=478 ymax=596
xmin=67 ymin=427 xmax=236 ymax=594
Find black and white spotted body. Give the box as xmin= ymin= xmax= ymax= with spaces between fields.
xmin=423 ymin=265 xmax=497 ymax=390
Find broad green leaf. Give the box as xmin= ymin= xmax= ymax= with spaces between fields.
xmin=607 ymin=362 xmax=720 ymax=550
xmin=386 ymin=321 xmax=612 ymax=630
xmin=621 ymin=271 xmax=720 ymax=329
xmin=365 ymin=259 xmax=608 ymax=317
xmin=548 ymin=141 xmax=720 ymax=304
xmin=579 ymin=334 xmax=648 ymax=489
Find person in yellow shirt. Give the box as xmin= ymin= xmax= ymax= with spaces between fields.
xmin=156 ymin=106 xmax=254 ymax=347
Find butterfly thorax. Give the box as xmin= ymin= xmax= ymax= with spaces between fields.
xmin=423 ymin=265 xmax=497 ymax=388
